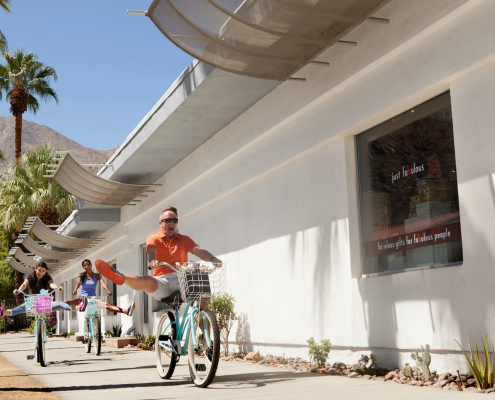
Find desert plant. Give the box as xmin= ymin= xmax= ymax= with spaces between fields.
xmin=402 ymin=363 xmax=413 ymax=379
xmin=411 ymin=344 xmax=431 ymax=381
xmin=60 ymin=331 xmax=68 ymax=338
xmin=353 ymin=365 xmax=366 ymax=375
xmin=136 ymin=333 xmax=146 ymax=344
xmin=111 ymin=324 xmax=122 ymax=338
xmin=209 ymin=293 xmax=237 ymax=356
xmin=307 ymin=337 xmax=332 ymax=369
xmin=69 ymin=331 xmax=74 ymax=336
xmin=143 ymin=333 xmax=155 ymax=350
xmin=456 ymin=335 xmax=495 ymax=390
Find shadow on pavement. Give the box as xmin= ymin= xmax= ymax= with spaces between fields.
xmin=48 ymin=380 xmax=190 ymax=392
xmin=29 ymin=364 xmax=156 ymax=376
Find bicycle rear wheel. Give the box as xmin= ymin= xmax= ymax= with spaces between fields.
xmin=84 ymin=319 xmax=92 ymax=353
xmin=93 ymin=317 xmax=101 ymax=355
xmin=155 ymin=311 xmax=177 ymax=379
xmin=187 ymin=308 xmax=220 ymax=388
xmin=37 ymin=320 xmax=46 ymax=367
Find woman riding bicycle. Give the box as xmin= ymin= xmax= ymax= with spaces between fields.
xmin=0 ymin=261 xmax=73 ymax=317
xmin=66 ymin=259 xmax=135 ymax=316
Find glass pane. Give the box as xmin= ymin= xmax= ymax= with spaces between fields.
xmin=357 ymin=92 xmax=463 ymax=275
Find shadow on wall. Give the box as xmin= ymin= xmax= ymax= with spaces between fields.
xmin=357 ymin=173 xmax=495 ymax=370
xmin=236 ymin=313 xmax=253 ymax=353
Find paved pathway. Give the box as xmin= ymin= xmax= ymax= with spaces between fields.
xmin=0 ymin=333 xmax=481 ymax=399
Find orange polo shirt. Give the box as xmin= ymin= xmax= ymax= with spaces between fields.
xmin=146 ymin=231 xmax=198 ymax=276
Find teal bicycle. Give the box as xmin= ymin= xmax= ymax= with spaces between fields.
xmin=83 ymin=296 xmax=107 ymax=355
xmin=20 ymin=288 xmax=60 ymax=367
xmin=155 ymin=261 xmax=226 ymax=388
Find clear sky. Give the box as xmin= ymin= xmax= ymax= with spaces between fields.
xmin=0 ymin=0 xmax=193 ymax=150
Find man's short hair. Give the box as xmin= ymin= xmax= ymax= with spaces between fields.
xmin=161 ymin=206 xmax=178 ymax=217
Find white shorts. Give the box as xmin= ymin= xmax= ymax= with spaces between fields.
xmin=151 ymin=273 xmax=181 ymax=301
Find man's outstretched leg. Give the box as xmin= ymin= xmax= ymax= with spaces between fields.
xmin=95 ymin=260 xmax=158 ymax=293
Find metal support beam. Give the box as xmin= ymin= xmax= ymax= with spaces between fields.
xmin=367 ymin=17 xmax=389 ymax=24
xmin=337 ymin=40 xmax=357 ymax=46
xmin=310 ymin=61 xmax=330 ymax=67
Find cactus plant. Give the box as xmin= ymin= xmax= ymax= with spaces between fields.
xmin=402 ymin=363 xmax=413 ymax=379
xmin=411 ymin=344 xmax=431 ymax=381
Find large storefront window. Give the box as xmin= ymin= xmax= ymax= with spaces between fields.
xmin=357 ymin=92 xmax=462 ymax=275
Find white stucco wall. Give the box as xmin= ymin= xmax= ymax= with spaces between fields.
xmin=52 ymin=0 xmax=495 ymax=372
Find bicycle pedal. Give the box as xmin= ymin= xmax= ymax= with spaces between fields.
xmin=158 ymin=335 xmax=170 ymax=341
xmin=26 ymin=355 xmax=34 ymax=360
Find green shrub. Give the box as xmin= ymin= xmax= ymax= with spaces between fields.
xmin=307 ymin=337 xmax=332 ymax=369
xmin=210 ymin=293 xmax=237 ymax=356
xmin=60 ymin=331 xmax=68 ymax=338
xmin=69 ymin=331 xmax=75 ymax=336
xmin=104 ymin=329 xmax=113 ymax=337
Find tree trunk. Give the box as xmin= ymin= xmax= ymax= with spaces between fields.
xmin=14 ymin=113 xmax=23 ymax=164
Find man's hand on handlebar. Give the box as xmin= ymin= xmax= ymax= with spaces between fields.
xmin=58 ymin=286 xmax=63 ymax=292
xmin=13 ymin=289 xmax=19 ymax=295
xmin=149 ymin=259 xmax=160 ymax=270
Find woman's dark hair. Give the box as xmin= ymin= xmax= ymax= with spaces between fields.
xmin=81 ymin=259 xmax=92 ymax=282
xmin=28 ymin=262 xmax=49 ymax=293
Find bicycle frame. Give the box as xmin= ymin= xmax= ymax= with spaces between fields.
xmin=33 ymin=316 xmax=47 ymax=347
xmin=84 ymin=316 xmax=95 ymax=341
xmin=158 ymin=300 xmax=211 ymax=356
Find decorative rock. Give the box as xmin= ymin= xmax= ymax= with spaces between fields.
xmin=385 ymin=372 xmax=394 ymax=380
xmin=424 ymin=382 xmax=433 ymax=386
xmin=467 ymin=378 xmax=476 ymax=386
xmin=415 ymin=382 xmax=424 ymax=387
xmin=438 ymin=373 xmax=449 ymax=380
xmin=348 ymin=372 xmax=358 ymax=378
xmin=346 ymin=365 xmax=352 ymax=369
xmin=434 ymin=380 xmax=449 ymax=387
xmin=486 ymin=388 xmax=495 ymax=394
xmin=362 ymin=375 xmax=371 ymax=380
xmin=475 ymin=389 xmax=486 ymax=393
xmin=244 ymin=352 xmax=260 ymax=362
xmin=226 ymin=355 xmax=234 ymax=361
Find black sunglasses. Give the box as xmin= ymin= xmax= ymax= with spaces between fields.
xmin=161 ymin=218 xmax=178 ymax=224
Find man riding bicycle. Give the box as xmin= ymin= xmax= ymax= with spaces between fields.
xmin=95 ymin=206 xmax=222 ymax=307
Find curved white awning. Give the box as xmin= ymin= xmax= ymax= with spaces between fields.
xmin=15 ymin=235 xmax=80 ymax=260
xmin=5 ymin=257 xmax=35 ymax=275
xmin=147 ymin=0 xmax=391 ymax=81
xmin=9 ymin=247 xmax=66 ymax=270
xmin=44 ymin=152 xmax=151 ymax=206
xmin=24 ymin=217 xmax=98 ymax=250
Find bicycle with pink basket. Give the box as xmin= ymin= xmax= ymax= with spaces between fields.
xmin=18 ymin=288 xmax=60 ymax=367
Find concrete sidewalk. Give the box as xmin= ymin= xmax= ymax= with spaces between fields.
xmin=0 ymin=333 xmax=480 ymax=400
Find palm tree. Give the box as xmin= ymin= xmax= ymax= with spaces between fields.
xmin=0 ymin=49 xmax=57 ymax=163
xmin=0 ymin=144 xmax=77 ymax=297
xmin=0 ymin=144 xmax=76 ymax=231
xmin=0 ymin=1 xmax=11 ymax=56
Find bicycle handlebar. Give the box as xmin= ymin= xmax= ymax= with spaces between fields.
xmin=15 ymin=288 xmax=62 ymax=296
xmin=148 ymin=261 xmax=223 ymax=271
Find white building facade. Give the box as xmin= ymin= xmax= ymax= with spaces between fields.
xmin=53 ymin=0 xmax=495 ymax=372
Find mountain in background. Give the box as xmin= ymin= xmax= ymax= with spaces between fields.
xmin=0 ymin=117 xmax=115 ymax=177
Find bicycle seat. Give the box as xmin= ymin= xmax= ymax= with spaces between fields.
xmin=160 ymin=290 xmax=183 ymax=307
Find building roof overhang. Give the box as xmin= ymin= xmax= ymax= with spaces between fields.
xmin=147 ymin=0 xmax=391 ymax=81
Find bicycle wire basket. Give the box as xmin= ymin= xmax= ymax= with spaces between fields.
xmin=84 ymin=296 xmax=107 ymax=318
xmin=24 ymin=294 xmax=52 ymax=316
xmin=176 ymin=262 xmax=226 ymax=302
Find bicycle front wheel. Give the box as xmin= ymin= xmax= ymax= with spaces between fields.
xmin=155 ymin=311 xmax=177 ymax=379
xmin=84 ymin=319 xmax=91 ymax=353
xmin=187 ymin=308 xmax=220 ymax=388
xmin=37 ymin=320 xmax=46 ymax=367
xmin=93 ymin=317 xmax=101 ymax=355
